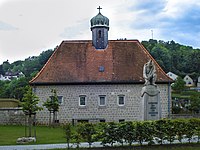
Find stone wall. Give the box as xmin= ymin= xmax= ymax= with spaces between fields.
xmin=33 ymin=84 xmax=171 ymax=124
xmin=171 ymin=114 xmax=200 ymax=119
xmin=0 ymin=108 xmax=25 ymax=125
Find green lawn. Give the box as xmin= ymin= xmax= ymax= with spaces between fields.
xmin=1 ymin=125 xmax=200 ymax=150
xmin=0 ymin=125 xmax=66 ymax=145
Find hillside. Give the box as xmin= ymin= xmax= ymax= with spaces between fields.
xmin=0 ymin=39 xmax=199 ymax=100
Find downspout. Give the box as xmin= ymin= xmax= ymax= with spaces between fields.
xmin=168 ymin=81 xmax=171 ymax=118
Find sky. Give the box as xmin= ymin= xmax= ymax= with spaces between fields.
xmin=0 ymin=0 xmax=200 ymax=64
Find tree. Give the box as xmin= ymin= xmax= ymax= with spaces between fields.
xmin=171 ymin=76 xmax=185 ymax=93
xmin=43 ymin=89 xmax=59 ymax=127
xmin=188 ymin=92 xmax=200 ymax=114
xmin=8 ymin=77 xmax=29 ymax=100
xmin=63 ymin=123 xmax=72 ymax=149
xmin=121 ymin=121 xmax=136 ymax=147
xmin=21 ymin=86 xmax=42 ymax=137
xmin=79 ymin=123 xmax=96 ymax=148
xmin=154 ymin=119 xmax=167 ymax=145
xmin=173 ymin=119 xmax=186 ymax=143
xmin=100 ymin=122 xmax=118 ymax=147
xmin=165 ymin=119 xmax=176 ymax=144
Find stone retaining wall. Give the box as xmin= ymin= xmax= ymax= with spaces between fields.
xmin=171 ymin=114 xmax=200 ymax=119
xmin=0 ymin=108 xmax=25 ymax=125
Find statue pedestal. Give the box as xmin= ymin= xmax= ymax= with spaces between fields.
xmin=141 ymin=85 xmax=161 ymax=120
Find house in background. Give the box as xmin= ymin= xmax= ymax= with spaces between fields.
xmin=184 ymin=75 xmax=194 ymax=87
xmin=30 ymin=7 xmax=172 ymax=124
xmin=1 ymin=71 xmax=25 ymax=81
xmin=167 ymin=72 xmax=178 ymax=81
xmin=0 ymin=74 xmax=5 ymax=81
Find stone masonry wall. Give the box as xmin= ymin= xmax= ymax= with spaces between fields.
xmin=0 ymin=108 xmax=25 ymax=125
xmin=34 ymin=84 xmax=170 ymax=124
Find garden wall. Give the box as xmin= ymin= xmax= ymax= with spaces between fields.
xmin=171 ymin=114 xmax=200 ymax=119
xmin=0 ymin=108 xmax=25 ymax=125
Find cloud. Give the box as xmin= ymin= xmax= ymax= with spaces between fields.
xmin=0 ymin=0 xmax=200 ymax=64
xmin=120 ymin=0 xmax=200 ymax=48
xmin=156 ymin=2 xmax=200 ymax=47
xmin=60 ymin=19 xmax=90 ymax=39
xmin=0 ymin=21 xmax=18 ymax=30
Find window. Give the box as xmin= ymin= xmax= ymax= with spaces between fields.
xmin=58 ymin=96 xmax=63 ymax=105
xmin=79 ymin=95 xmax=86 ymax=106
xmin=99 ymin=95 xmax=106 ymax=106
xmin=118 ymin=95 xmax=125 ymax=106
xmin=100 ymin=119 xmax=106 ymax=123
xmin=119 ymin=119 xmax=125 ymax=122
xmin=77 ymin=120 xmax=89 ymax=123
xmin=50 ymin=96 xmax=63 ymax=105
xmin=99 ymin=66 xmax=105 ymax=72
xmin=98 ymin=30 xmax=101 ymax=38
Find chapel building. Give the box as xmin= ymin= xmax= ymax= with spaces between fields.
xmin=30 ymin=7 xmax=172 ymax=124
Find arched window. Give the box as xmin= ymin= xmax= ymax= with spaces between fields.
xmin=98 ymin=30 xmax=101 ymax=38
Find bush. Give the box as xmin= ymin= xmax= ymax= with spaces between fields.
xmin=64 ymin=118 xmax=200 ymax=147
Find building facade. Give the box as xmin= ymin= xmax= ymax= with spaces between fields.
xmin=30 ymin=8 xmax=172 ymax=124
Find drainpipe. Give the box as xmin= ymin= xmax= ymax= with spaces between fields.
xmin=168 ymin=81 xmax=171 ymax=118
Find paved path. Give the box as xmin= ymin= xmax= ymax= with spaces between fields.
xmin=0 ymin=142 xmax=102 ymax=150
xmin=0 ymin=136 xmax=199 ymax=150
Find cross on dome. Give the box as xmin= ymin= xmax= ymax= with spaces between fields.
xmin=97 ymin=6 xmax=102 ymax=13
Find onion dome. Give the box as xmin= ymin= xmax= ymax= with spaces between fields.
xmin=90 ymin=6 xmax=109 ymax=30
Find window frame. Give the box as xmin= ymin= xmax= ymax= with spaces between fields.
xmin=49 ymin=95 xmax=63 ymax=105
xmin=98 ymin=95 xmax=106 ymax=106
xmin=118 ymin=95 xmax=125 ymax=106
xmin=79 ymin=95 xmax=87 ymax=106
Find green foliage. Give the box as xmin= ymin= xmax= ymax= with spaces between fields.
xmin=1 ymin=119 xmax=200 ymax=147
xmin=43 ymin=89 xmax=59 ymax=127
xmin=43 ymin=89 xmax=59 ymax=112
xmin=185 ymin=119 xmax=197 ymax=143
xmin=173 ymin=119 xmax=187 ymax=143
xmin=78 ymin=123 xmax=96 ymax=147
xmin=121 ymin=121 xmax=136 ymax=146
xmin=172 ymin=76 xmax=186 ymax=93
xmin=172 ymin=106 xmax=182 ymax=114
xmin=0 ymin=49 xmax=53 ymax=100
xmin=164 ymin=119 xmax=176 ymax=144
xmin=73 ymin=124 xmax=82 ymax=148
xmin=135 ymin=121 xmax=155 ymax=146
xmin=21 ymin=86 xmax=42 ymax=137
xmin=141 ymin=39 xmax=200 ymax=78
xmin=188 ymin=92 xmax=200 ymax=114
xmin=21 ymin=86 xmax=42 ymax=114
xmin=100 ymin=122 xmax=119 ymax=147
xmin=154 ymin=119 xmax=167 ymax=144
xmin=63 ymin=123 xmax=72 ymax=149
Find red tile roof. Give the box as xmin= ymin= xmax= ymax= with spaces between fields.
xmin=30 ymin=40 xmax=172 ymax=85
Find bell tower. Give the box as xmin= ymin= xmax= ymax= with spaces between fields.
xmin=90 ymin=6 xmax=109 ymax=49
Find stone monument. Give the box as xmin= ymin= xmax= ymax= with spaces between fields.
xmin=141 ymin=60 xmax=161 ymax=120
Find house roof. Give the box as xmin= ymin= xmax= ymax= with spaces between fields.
xmin=30 ymin=40 xmax=172 ymax=85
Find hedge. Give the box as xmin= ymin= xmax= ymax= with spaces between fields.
xmin=63 ymin=118 xmax=200 ymax=148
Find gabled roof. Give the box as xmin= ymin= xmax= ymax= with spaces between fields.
xmin=30 ymin=40 xmax=172 ymax=85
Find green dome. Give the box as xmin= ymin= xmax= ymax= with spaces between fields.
xmin=90 ymin=12 xmax=109 ymax=29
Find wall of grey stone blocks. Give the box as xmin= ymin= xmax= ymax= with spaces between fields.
xmin=34 ymin=84 xmax=171 ymax=124
xmin=0 ymin=108 xmax=25 ymax=125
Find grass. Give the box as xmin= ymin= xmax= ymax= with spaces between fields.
xmin=1 ymin=125 xmax=200 ymax=150
xmin=0 ymin=125 xmax=66 ymax=145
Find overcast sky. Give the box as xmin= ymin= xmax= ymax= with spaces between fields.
xmin=0 ymin=0 xmax=200 ymax=64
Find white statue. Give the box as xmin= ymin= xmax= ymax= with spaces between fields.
xmin=143 ymin=60 xmax=157 ymax=86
